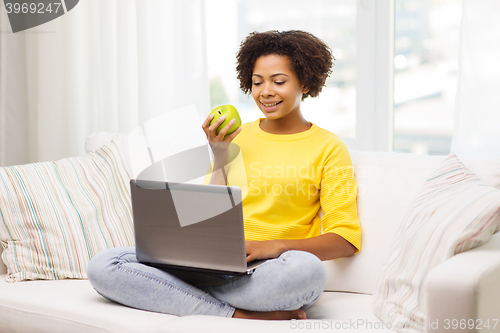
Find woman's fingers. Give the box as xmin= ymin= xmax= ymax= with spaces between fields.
xmin=225 ymin=127 xmax=242 ymax=141
xmin=217 ymin=119 xmax=237 ymax=138
xmin=202 ymin=114 xmax=224 ymax=137
xmin=202 ymin=114 xmax=241 ymax=144
xmin=246 ymin=254 xmax=256 ymax=263
xmin=206 ymin=116 xmax=229 ymax=140
xmin=209 ymin=116 xmax=226 ymax=132
xmin=201 ymin=114 xmax=214 ymax=137
xmin=202 ymin=114 xmax=215 ymax=128
xmin=245 ymin=240 xmax=284 ymax=262
xmin=246 ymin=241 xmax=265 ymax=262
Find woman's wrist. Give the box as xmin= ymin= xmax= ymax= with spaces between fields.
xmin=274 ymin=239 xmax=290 ymax=257
xmin=271 ymin=234 xmax=356 ymax=261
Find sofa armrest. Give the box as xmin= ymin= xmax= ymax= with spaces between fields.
xmin=424 ymin=232 xmax=500 ymax=333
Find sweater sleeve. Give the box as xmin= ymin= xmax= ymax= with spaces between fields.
xmin=320 ymin=141 xmax=362 ymax=253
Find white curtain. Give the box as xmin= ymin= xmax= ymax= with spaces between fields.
xmin=0 ymin=0 xmax=209 ymax=166
xmin=451 ymin=0 xmax=500 ymax=158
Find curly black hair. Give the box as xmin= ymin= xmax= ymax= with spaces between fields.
xmin=236 ymin=30 xmax=334 ymax=100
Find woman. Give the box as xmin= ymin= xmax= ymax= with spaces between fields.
xmin=88 ymin=30 xmax=361 ymax=321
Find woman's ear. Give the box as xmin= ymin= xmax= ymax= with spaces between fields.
xmin=302 ymin=86 xmax=310 ymax=94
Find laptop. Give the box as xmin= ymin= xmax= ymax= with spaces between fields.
xmin=130 ymin=179 xmax=265 ymax=275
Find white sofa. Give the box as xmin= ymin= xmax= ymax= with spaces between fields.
xmin=0 ymin=133 xmax=499 ymax=333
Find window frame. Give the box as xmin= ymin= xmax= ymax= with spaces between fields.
xmin=343 ymin=0 xmax=395 ymax=152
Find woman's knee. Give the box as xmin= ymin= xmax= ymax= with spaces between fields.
xmin=87 ymin=246 xmax=136 ymax=287
xmin=278 ymin=250 xmax=328 ymax=295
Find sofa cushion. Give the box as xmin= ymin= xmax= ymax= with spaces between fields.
xmin=0 ymin=137 xmax=134 ymax=282
xmin=0 ymin=275 xmax=389 ymax=333
xmin=152 ymin=292 xmax=393 ymax=333
xmin=372 ymin=153 xmax=500 ymax=331
xmin=0 ymin=274 xmax=179 ymax=333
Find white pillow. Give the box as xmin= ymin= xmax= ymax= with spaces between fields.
xmin=0 ymin=137 xmax=134 ymax=282
xmin=372 ymin=153 xmax=500 ymax=332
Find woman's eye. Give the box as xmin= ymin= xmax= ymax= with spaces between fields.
xmin=275 ymin=82 xmax=285 ymax=85
xmin=252 ymin=82 xmax=262 ymax=86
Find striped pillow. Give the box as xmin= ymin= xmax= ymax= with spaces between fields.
xmin=0 ymin=137 xmax=134 ymax=282
xmin=373 ymin=153 xmax=500 ymax=332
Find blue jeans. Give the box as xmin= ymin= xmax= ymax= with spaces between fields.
xmin=87 ymin=246 xmax=327 ymax=317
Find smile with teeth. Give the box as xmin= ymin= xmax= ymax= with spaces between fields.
xmin=261 ymin=101 xmax=282 ymax=107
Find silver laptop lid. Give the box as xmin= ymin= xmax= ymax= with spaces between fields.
xmin=131 ymin=180 xmax=249 ymax=274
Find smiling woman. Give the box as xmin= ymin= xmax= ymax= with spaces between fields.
xmin=235 ymin=30 xmax=333 ymax=134
xmin=200 ymin=29 xmax=360 ymax=316
xmin=250 ymin=55 xmax=309 ymax=134
xmin=236 ymin=30 xmax=333 ymax=101
xmin=88 ymin=29 xmax=361 ymax=321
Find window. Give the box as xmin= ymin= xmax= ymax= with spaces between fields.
xmin=394 ymin=0 xmax=461 ymax=155
xmin=205 ymin=0 xmax=461 ymax=154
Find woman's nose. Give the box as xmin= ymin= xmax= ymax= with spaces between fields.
xmin=260 ymin=83 xmax=275 ymax=97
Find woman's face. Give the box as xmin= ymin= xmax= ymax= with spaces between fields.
xmin=251 ymin=54 xmax=309 ymax=121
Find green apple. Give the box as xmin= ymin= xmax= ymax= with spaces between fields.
xmin=209 ymin=105 xmax=241 ymax=137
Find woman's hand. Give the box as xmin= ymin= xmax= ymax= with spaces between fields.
xmin=245 ymin=240 xmax=286 ymax=262
xmin=201 ymin=114 xmax=242 ymax=157
xmin=201 ymin=114 xmax=242 ymax=185
xmin=246 ymin=234 xmax=356 ymax=262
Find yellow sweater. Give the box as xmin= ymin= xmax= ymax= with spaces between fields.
xmin=205 ymin=118 xmax=361 ymax=252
